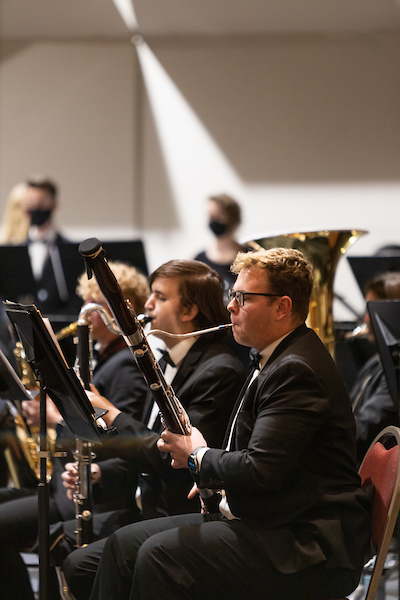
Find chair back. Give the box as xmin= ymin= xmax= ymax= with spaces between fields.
xmin=358 ymin=425 xmax=400 ymax=600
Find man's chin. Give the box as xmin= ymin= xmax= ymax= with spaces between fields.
xmin=232 ymin=331 xmax=250 ymax=348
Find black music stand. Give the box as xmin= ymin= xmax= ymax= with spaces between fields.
xmin=367 ymin=300 xmax=400 ymax=415
xmin=349 ymin=256 xmax=400 ymax=295
xmin=368 ymin=299 xmax=400 ymax=600
xmin=99 ymin=240 xmax=148 ymax=276
xmin=0 ymin=244 xmax=82 ymax=316
xmin=4 ymin=301 xmax=111 ymax=600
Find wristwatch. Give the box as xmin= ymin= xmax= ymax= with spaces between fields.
xmin=188 ymin=446 xmax=205 ymax=479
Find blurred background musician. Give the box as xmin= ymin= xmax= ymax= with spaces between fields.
xmin=0 ymin=182 xmax=30 ymax=246
xmin=0 ymin=261 xmax=149 ymax=600
xmin=195 ymin=194 xmax=249 ymax=367
xmin=22 ymin=174 xmax=80 ymax=316
xmin=194 ymin=194 xmax=245 ymax=305
xmin=0 ymin=182 xmax=31 ymax=364
xmin=350 ymin=271 xmax=400 ymax=464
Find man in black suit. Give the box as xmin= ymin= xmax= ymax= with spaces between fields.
xmin=22 ymin=175 xmax=81 ymax=315
xmin=88 ymin=247 xmax=374 ymax=600
xmin=60 ymin=259 xmax=246 ymax=599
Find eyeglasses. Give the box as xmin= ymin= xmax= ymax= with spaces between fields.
xmin=228 ymin=289 xmax=283 ymax=307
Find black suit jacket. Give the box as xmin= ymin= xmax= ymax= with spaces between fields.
xmin=24 ymin=233 xmax=82 ymax=316
xmin=198 ymin=325 xmax=373 ymax=574
xmin=99 ymin=336 xmax=246 ymax=517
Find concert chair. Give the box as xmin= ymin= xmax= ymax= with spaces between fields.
xmin=332 ymin=425 xmax=400 ymax=600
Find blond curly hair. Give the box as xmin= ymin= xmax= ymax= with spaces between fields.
xmin=76 ymin=260 xmax=149 ymax=314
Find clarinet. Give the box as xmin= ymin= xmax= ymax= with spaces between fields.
xmin=72 ymin=304 xmax=97 ymax=548
xmin=78 ymin=238 xmax=191 ymax=436
xmin=72 ymin=303 xmax=152 ymax=547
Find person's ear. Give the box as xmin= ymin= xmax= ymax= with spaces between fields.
xmin=275 ymin=296 xmax=292 ymax=321
xmin=181 ymin=303 xmax=199 ymax=323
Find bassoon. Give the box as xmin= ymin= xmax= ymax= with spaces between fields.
xmin=78 ymin=238 xmax=192 ymax=436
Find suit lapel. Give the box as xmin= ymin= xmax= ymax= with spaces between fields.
xmin=224 ymin=325 xmax=309 ymax=449
xmin=222 ymin=360 xmax=260 ymax=449
xmin=266 ymin=324 xmax=308 ymax=365
xmin=141 ymin=340 xmax=206 ymax=428
xmin=169 ymin=338 xmax=206 ymax=399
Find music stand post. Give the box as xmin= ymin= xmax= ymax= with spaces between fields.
xmin=37 ymin=378 xmax=50 ymax=600
xmin=4 ymin=301 xmax=112 ymax=600
xmin=367 ymin=300 xmax=400 ymax=600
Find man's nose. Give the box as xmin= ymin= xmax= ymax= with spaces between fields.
xmin=227 ymin=299 xmax=237 ymax=313
xmin=145 ymin=295 xmax=154 ymax=310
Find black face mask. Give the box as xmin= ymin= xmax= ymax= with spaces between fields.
xmin=30 ymin=209 xmax=52 ymax=227
xmin=209 ymin=220 xmax=228 ymax=237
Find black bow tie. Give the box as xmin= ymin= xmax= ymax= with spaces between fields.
xmin=158 ymin=348 xmax=176 ymax=368
xmin=249 ymin=348 xmax=262 ymax=371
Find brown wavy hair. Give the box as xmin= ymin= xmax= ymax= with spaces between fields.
xmin=149 ymin=260 xmax=228 ymax=333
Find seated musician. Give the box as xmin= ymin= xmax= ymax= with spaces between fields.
xmin=57 ymin=259 xmax=246 ymax=599
xmin=87 ymin=247 xmax=374 ymax=600
xmin=350 ymin=271 xmax=400 ymax=464
xmin=0 ymin=262 xmax=149 ymax=600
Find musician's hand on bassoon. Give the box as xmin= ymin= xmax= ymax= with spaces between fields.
xmin=86 ymin=383 xmax=121 ymax=427
xmin=62 ymin=461 xmax=102 ymax=500
xmin=157 ymin=427 xmax=207 ymax=469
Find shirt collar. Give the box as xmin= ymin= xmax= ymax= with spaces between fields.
xmin=258 ymin=329 xmax=295 ymax=371
xmin=29 ymin=225 xmax=57 ymax=243
xmin=167 ymin=336 xmax=198 ymax=368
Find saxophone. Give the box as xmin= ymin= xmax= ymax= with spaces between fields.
xmin=9 ymin=341 xmax=56 ymax=485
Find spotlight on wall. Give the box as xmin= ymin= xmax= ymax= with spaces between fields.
xmin=112 ymin=0 xmax=139 ymax=32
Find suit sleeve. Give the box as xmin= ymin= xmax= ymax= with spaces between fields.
xmin=101 ymin=354 xmax=245 ymax=473
xmin=198 ymin=358 xmax=329 ymax=492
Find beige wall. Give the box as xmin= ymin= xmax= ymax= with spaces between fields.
xmin=0 ymin=33 xmax=399 ymax=318
xmin=0 ymin=41 xmax=138 ymax=237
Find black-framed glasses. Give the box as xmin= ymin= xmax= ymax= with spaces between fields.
xmin=228 ymin=289 xmax=283 ymax=307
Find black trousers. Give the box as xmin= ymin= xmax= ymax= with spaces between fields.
xmin=0 ymin=490 xmax=63 ymax=600
xmin=87 ymin=513 xmax=362 ymax=600
xmin=62 ymin=508 xmax=139 ymax=600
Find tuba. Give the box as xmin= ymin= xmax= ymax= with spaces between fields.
xmin=242 ymin=229 xmax=367 ymax=354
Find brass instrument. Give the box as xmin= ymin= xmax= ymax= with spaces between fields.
xmin=11 ymin=341 xmax=56 ymax=485
xmin=242 ymin=229 xmax=367 ymax=354
xmin=55 ymin=309 xmax=151 ymax=341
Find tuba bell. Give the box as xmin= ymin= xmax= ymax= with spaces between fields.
xmin=241 ymin=229 xmax=367 ymax=354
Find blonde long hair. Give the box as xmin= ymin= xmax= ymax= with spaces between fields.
xmin=0 ymin=183 xmax=30 ymax=244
